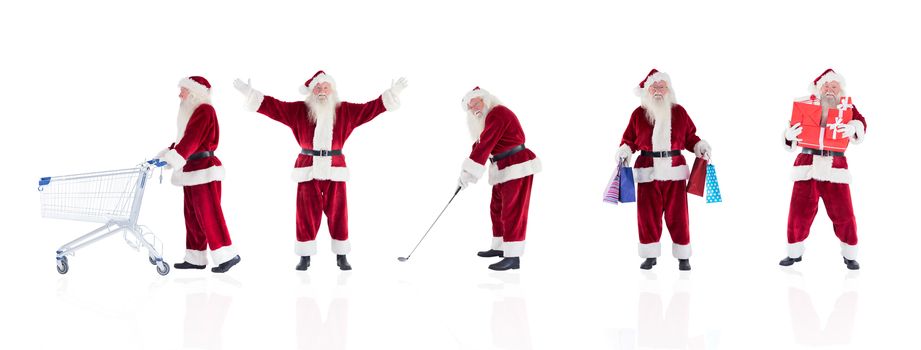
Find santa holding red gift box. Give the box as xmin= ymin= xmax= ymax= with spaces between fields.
xmin=781 ymin=69 xmax=866 ymax=270
xmin=615 ymin=69 xmax=712 ymax=271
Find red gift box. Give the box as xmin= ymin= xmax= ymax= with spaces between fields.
xmin=790 ymin=96 xmax=853 ymax=152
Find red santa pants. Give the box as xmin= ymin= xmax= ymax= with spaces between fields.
xmin=183 ymin=181 xmax=236 ymax=265
xmin=636 ymin=180 xmax=691 ymax=259
xmin=295 ymin=180 xmax=350 ymax=256
xmin=489 ymin=175 xmax=533 ymax=257
xmin=786 ymin=180 xmax=858 ymax=259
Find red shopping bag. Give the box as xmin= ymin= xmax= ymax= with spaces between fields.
xmin=686 ymin=157 xmax=707 ymax=197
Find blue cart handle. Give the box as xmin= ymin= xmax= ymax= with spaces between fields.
xmin=147 ymin=159 xmax=168 ymax=168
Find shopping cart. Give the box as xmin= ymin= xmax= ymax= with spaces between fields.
xmin=38 ymin=159 xmax=171 ymax=276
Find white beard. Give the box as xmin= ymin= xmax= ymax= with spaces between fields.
xmin=306 ymin=94 xmax=340 ymax=151
xmin=640 ymin=92 xmax=675 ymax=152
xmin=176 ymin=95 xmax=206 ymax=142
xmin=466 ymin=110 xmax=487 ymax=142
xmin=819 ymin=92 xmax=839 ymax=125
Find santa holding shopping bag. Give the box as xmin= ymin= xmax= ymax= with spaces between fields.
xmin=615 ymin=69 xmax=712 ymax=271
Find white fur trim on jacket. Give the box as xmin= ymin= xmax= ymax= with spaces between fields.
xmin=672 ymin=243 xmax=692 ymax=259
xmin=633 ymin=164 xmax=690 ymax=183
xmin=210 ymin=245 xmax=237 ymax=265
xmin=291 ymin=166 xmax=350 ymax=183
xmin=162 ymin=149 xmax=186 ymax=170
xmin=243 ymin=90 xmax=265 ymax=112
xmin=502 ymin=241 xmax=525 ymax=257
xmin=848 ymin=120 xmax=865 ymax=144
xmin=172 ymin=165 xmax=225 ymax=186
xmin=840 ymin=242 xmax=858 ymax=260
xmin=787 ymin=241 xmax=805 ymax=259
xmin=462 ymin=158 xmax=487 ymax=180
xmin=488 ymin=157 xmax=542 ymax=185
xmin=639 ymin=242 xmax=661 ymax=258
xmin=490 ymin=237 xmax=503 ymax=250
xmin=382 ymin=89 xmax=401 ymax=111
xmin=295 ymin=240 xmax=318 ymax=256
xmin=791 ymin=155 xmax=851 ymax=184
xmin=184 ymin=249 xmax=208 ymax=266
xmin=331 ymin=239 xmax=351 ymax=255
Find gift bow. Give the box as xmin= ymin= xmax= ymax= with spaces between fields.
xmin=826 ymin=96 xmax=852 ymax=139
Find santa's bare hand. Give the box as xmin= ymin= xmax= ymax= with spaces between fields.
xmin=391 ymin=77 xmax=408 ymax=95
xmin=785 ymin=123 xmax=803 ymax=142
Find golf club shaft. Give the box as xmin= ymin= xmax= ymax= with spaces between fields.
xmin=404 ymin=186 xmax=462 ymax=259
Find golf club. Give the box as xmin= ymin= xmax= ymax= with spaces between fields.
xmin=398 ymin=186 xmax=463 ymax=262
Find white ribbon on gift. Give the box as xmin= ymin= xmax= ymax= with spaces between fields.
xmin=826 ymin=96 xmax=852 ymax=140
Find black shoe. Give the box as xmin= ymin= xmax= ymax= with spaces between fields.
xmin=640 ymin=258 xmax=657 ymax=270
xmin=211 ymin=255 xmax=241 ymax=273
xmin=678 ymin=259 xmax=691 ymax=271
xmin=477 ymin=249 xmax=504 ymax=258
xmin=337 ymin=255 xmax=352 ymax=271
xmin=295 ymin=256 xmax=311 ymax=271
xmin=844 ymin=257 xmax=860 ymax=270
xmin=174 ymin=261 xmax=206 ymax=269
xmin=488 ymin=257 xmax=520 ymax=271
xmin=779 ymin=256 xmax=802 ymax=266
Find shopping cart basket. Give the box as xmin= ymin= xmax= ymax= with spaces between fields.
xmin=38 ymin=159 xmax=171 ymax=276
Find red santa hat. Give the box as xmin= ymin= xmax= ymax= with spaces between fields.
xmin=634 ymin=69 xmax=671 ymax=96
xmin=461 ymin=86 xmax=491 ymax=111
xmin=299 ymin=70 xmax=337 ymax=95
xmin=811 ymin=68 xmax=846 ymax=95
xmin=178 ymin=76 xmax=211 ymax=98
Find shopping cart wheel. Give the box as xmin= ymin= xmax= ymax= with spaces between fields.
xmin=156 ymin=261 xmax=170 ymax=276
xmin=149 ymin=256 xmax=157 ymax=265
xmin=57 ymin=256 xmax=69 ymax=274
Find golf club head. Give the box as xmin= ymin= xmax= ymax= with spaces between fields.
xmin=397 ymin=257 xmax=409 ymax=262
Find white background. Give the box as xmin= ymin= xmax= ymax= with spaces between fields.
xmin=2 ymin=0 xmax=919 ymax=349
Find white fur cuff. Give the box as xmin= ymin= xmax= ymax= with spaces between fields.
xmin=162 ymin=149 xmax=186 ymax=170
xmin=210 ymin=245 xmax=237 ymax=265
xmin=787 ymin=241 xmax=805 ymax=259
xmin=184 ymin=249 xmax=208 ymax=266
xmin=462 ymin=158 xmax=487 ymax=180
xmin=295 ymin=240 xmax=318 ymax=256
xmin=672 ymin=243 xmax=692 ymax=259
xmin=382 ymin=89 xmax=400 ymax=111
xmin=490 ymin=237 xmax=503 ymax=250
xmin=841 ymin=243 xmax=858 ymax=260
xmin=331 ymin=239 xmax=351 ymax=255
xmin=502 ymin=241 xmax=525 ymax=257
xmin=638 ymin=242 xmax=661 ymax=258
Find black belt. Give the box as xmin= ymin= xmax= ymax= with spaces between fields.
xmin=801 ymin=148 xmax=845 ymax=157
xmin=301 ymin=149 xmax=343 ymax=157
xmin=640 ymin=150 xmax=681 ymax=158
xmin=187 ymin=151 xmax=214 ymax=160
xmin=490 ymin=144 xmax=526 ymax=163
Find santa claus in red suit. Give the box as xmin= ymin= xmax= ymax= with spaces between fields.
xmin=780 ymin=69 xmax=866 ymax=270
xmin=233 ymin=71 xmax=407 ymax=271
xmin=458 ymin=87 xmax=541 ymax=271
xmin=616 ymin=69 xmax=712 ymax=271
xmin=157 ymin=76 xmax=241 ymax=273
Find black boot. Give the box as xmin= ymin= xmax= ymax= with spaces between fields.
xmin=337 ymin=255 xmax=352 ymax=271
xmin=779 ymin=256 xmax=802 ymax=266
xmin=678 ymin=259 xmax=691 ymax=271
xmin=211 ymin=255 xmax=241 ymax=273
xmin=295 ymin=256 xmax=310 ymax=271
xmin=477 ymin=249 xmax=504 ymax=258
xmin=844 ymin=257 xmax=860 ymax=270
xmin=640 ymin=258 xmax=657 ymax=270
xmin=488 ymin=257 xmax=520 ymax=271
xmin=174 ymin=261 xmax=206 ymax=270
